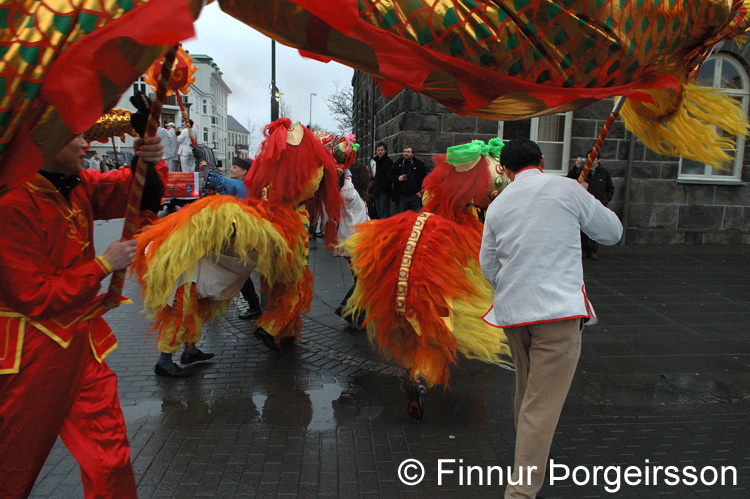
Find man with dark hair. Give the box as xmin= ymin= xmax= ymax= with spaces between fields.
xmin=479 ymin=138 xmax=622 ymax=498
xmin=567 ymin=150 xmax=615 ymax=260
xmin=369 ymin=142 xmax=393 ymax=218
xmin=389 ymin=145 xmax=426 ymax=213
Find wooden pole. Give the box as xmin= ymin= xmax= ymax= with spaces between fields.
xmin=105 ymin=45 xmax=179 ymax=308
xmin=578 ymin=96 xmax=626 ymax=183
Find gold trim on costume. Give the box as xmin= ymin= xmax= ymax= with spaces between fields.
xmin=26 ymin=175 xmax=91 ymax=252
xmin=90 ymin=327 xmax=118 ymax=363
xmin=95 ymin=255 xmax=114 ymax=274
xmin=396 ymin=212 xmax=432 ymax=315
xmin=0 ymin=317 xmax=25 ymax=374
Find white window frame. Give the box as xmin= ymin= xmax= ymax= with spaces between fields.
xmin=497 ymin=112 xmax=573 ymax=174
xmin=678 ymin=53 xmax=747 ymax=183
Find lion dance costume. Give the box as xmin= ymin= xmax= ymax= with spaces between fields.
xmin=341 ymin=138 xmax=513 ymax=420
xmin=134 ymin=119 xmax=342 ymax=354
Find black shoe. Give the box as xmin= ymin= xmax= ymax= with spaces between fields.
xmin=253 ymin=328 xmax=281 ymax=352
xmin=334 ymin=307 xmax=344 ymax=318
xmin=179 ymin=349 xmax=215 ymax=365
xmin=154 ymin=363 xmax=191 ymax=378
xmin=239 ymin=307 xmax=263 ymax=320
xmin=406 ymin=377 xmax=427 ymax=421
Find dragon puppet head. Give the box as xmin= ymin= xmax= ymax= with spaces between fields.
xmin=421 ymin=138 xmax=509 ymax=222
xmin=244 ymin=118 xmax=343 ymax=247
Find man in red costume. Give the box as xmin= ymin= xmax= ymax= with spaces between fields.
xmin=0 ymin=133 xmax=165 ymax=498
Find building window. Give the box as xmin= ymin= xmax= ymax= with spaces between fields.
xmin=203 ymin=127 xmax=209 ymax=143
xmin=678 ymin=54 xmax=748 ymax=182
xmin=498 ymin=112 xmax=573 ymax=174
xmin=203 ymin=100 xmax=207 ymax=114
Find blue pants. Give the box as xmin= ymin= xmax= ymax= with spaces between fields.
xmin=397 ymin=195 xmax=421 ymax=213
xmin=375 ymin=192 xmax=391 ymax=219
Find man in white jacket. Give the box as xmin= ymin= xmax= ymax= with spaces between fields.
xmin=479 ymin=139 xmax=623 ymax=499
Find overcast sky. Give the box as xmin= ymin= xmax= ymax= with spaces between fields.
xmin=183 ymin=2 xmax=354 ymax=150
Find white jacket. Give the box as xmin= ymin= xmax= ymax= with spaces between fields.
xmin=337 ymin=175 xmax=369 ymax=255
xmin=156 ymin=127 xmax=178 ymax=161
xmin=177 ymin=127 xmax=195 ymax=157
xmin=480 ymin=167 xmax=622 ymax=328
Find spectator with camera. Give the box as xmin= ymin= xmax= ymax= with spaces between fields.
xmin=389 ymin=145 xmax=426 ymax=213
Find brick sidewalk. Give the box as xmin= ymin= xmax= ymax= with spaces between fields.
xmin=30 ymin=220 xmax=750 ymax=497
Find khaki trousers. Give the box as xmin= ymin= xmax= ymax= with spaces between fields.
xmin=504 ymin=319 xmax=583 ymax=499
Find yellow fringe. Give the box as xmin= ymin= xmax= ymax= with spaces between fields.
xmin=451 ymin=262 xmax=513 ymax=369
xmin=620 ymin=83 xmax=749 ymax=169
xmin=137 ymin=197 xmax=301 ymax=316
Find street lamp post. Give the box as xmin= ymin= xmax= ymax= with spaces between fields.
xmin=308 ymin=92 xmax=317 ymax=129
xmin=270 ymin=40 xmax=279 ymax=122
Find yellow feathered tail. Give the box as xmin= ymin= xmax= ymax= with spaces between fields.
xmin=621 ymin=82 xmax=749 ymax=169
xmin=134 ymin=195 xmax=302 ymax=318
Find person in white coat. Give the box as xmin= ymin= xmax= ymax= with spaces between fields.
xmin=176 ymin=119 xmax=197 ymax=172
xmin=334 ymin=161 xmax=370 ymax=326
xmin=157 ymin=122 xmax=180 ymax=172
xmin=479 ymin=139 xmax=623 ymax=499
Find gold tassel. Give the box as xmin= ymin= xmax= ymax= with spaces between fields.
xmin=620 ymin=83 xmax=749 ymax=169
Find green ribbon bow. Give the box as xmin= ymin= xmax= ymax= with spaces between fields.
xmin=445 ymin=137 xmax=504 ymax=166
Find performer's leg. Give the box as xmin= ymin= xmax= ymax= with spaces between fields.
xmin=59 ymin=355 xmax=136 ymax=499
xmin=505 ymin=319 xmax=582 ymax=499
xmin=503 ymin=325 xmax=531 ymax=428
xmin=241 ymin=277 xmax=262 ymax=311
xmin=0 ymin=330 xmax=88 ymax=498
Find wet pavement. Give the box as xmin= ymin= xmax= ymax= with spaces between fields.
xmin=31 ymin=219 xmax=750 ymax=498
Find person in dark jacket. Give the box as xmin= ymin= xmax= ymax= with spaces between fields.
xmin=369 ymin=142 xmax=393 ymax=218
xmin=567 ymin=151 xmax=615 ymax=260
xmin=389 ymin=145 xmax=427 ymax=213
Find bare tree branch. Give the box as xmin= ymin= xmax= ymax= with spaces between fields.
xmin=326 ymin=80 xmax=353 ymax=134
xmin=245 ymin=118 xmax=261 ymax=155
xmin=279 ymin=99 xmax=293 ymax=122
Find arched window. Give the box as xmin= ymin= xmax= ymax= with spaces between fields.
xmin=679 ymin=53 xmax=748 ymax=182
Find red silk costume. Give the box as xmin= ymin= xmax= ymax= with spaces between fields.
xmin=0 ymin=166 xmax=163 ymax=498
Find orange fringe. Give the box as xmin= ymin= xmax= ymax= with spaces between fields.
xmin=245 ymin=121 xmax=342 ymax=250
xmin=257 ymin=267 xmax=314 ymax=346
xmin=151 ymin=283 xmax=212 ymax=347
xmin=422 ymin=154 xmax=492 ymax=227
xmin=346 ymin=211 xmax=486 ymax=388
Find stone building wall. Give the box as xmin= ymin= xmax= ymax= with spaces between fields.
xmin=353 ymin=72 xmax=750 ymax=244
xmin=573 ymin=100 xmax=750 ymax=244
xmin=353 ymin=71 xmax=497 ymax=169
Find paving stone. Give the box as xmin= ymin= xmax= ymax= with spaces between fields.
xmin=26 ymin=222 xmax=750 ymax=497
